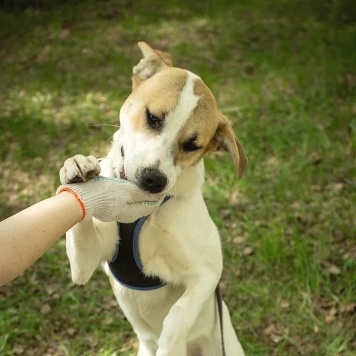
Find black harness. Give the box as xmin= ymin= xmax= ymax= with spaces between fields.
xmin=108 ymin=197 xmax=170 ymax=290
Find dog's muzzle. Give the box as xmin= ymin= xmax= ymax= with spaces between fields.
xmin=138 ymin=167 xmax=168 ymax=194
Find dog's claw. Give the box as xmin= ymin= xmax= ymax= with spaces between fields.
xmin=85 ymin=170 xmax=98 ymax=181
xmin=70 ymin=176 xmax=84 ymax=183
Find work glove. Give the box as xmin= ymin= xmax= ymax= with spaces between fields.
xmin=56 ymin=176 xmax=164 ymax=223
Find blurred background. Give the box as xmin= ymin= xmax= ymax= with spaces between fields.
xmin=0 ymin=0 xmax=355 ymax=355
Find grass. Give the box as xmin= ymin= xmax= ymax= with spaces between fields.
xmin=0 ymin=0 xmax=355 ymax=355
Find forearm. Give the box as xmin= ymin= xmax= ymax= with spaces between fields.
xmin=0 ymin=174 xmax=163 ymax=287
xmin=0 ymin=192 xmax=82 ymax=286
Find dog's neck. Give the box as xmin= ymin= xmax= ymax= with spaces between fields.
xmin=165 ymin=161 xmax=205 ymax=199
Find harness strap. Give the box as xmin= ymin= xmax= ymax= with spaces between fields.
xmin=215 ymin=284 xmax=226 ymax=356
xmin=108 ymin=196 xmax=171 ymax=291
xmin=108 ymin=220 xmax=165 ymax=290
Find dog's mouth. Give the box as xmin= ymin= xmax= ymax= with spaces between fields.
xmin=117 ymin=145 xmax=168 ymax=194
xmin=120 ymin=165 xmax=127 ymax=180
xmin=120 ymin=146 xmax=128 ymax=180
xmin=119 ymin=145 xmax=127 ymax=180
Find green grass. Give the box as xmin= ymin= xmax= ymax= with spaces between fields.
xmin=0 ymin=0 xmax=355 ymax=355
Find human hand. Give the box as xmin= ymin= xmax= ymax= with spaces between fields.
xmin=57 ymin=176 xmax=164 ymax=223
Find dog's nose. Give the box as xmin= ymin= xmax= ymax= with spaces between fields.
xmin=139 ymin=167 xmax=167 ymax=194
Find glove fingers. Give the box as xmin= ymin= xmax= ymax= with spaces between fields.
xmin=95 ymin=176 xmax=164 ymax=203
xmin=124 ymin=184 xmax=165 ymax=203
xmin=115 ymin=201 xmax=162 ymax=223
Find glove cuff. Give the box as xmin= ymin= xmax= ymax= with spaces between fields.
xmin=57 ymin=186 xmax=87 ymax=220
xmin=56 ymin=176 xmax=130 ymax=221
xmin=57 ymin=181 xmax=108 ymax=221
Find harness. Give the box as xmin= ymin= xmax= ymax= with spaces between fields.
xmin=108 ymin=196 xmax=170 ymax=291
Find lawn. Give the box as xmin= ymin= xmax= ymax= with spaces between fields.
xmin=0 ymin=0 xmax=355 ymax=355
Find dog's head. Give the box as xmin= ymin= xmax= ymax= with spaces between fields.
xmin=112 ymin=42 xmax=247 ymax=194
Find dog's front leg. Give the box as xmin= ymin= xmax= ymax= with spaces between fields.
xmin=157 ymin=269 xmax=220 ymax=356
xmin=66 ymin=219 xmax=117 ymax=285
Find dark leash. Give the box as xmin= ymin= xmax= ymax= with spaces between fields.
xmin=215 ymin=284 xmax=226 ymax=356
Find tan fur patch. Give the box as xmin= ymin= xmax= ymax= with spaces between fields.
xmin=129 ymin=68 xmax=188 ymax=134
xmin=174 ymin=78 xmax=221 ymax=168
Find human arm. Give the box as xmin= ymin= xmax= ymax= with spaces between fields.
xmin=0 ymin=192 xmax=82 ymax=286
xmin=0 ymin=176 xmax=163 ymax=286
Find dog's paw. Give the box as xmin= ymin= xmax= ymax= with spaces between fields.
xmin=71 ymin=268 xmax=92 ymax=285
xmin=59 ymin=154 xmax=101 ymax=184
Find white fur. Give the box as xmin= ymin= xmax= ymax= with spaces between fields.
xmin=64 ymin=58 xmax=244 ymax=355
xmin=66 ymin=158 xmax=244 ymax=355
xmin=117 ymin=71 xmax=200 ymax=193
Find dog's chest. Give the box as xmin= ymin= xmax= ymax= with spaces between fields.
xmin=137 ymin=198 xmax=221 ymax=285
xmin=108 ymin=219 xmax=166 ymax=290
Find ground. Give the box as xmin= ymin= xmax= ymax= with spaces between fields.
xmin=0 ymin=0 xmax=355 ymax=355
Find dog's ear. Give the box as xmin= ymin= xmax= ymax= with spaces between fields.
xmin=208 ymin=115 xmax=248 ymax=179
xmin=132 ymin=42 xmax=173 ymax=89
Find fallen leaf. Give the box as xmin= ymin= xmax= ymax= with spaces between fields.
xmin=263 ymin=324 xmax=283 ymax=343
xmin=264 ymin=324 xmax=278 ymax=336
xmin=221 ymin=209 xmax=231 ymax=218
xmin=230 ymin=191 xmax=239 ymax=204
xmin=329 ymin=306 xmax=338 ymax=316
xmin=243 ymin=247 xmax=254 ymax=256
xmin=325 ymin=314 xmax=335 ymax=324
xmin=40 ymin=303 xmax=51 ymax=314
xmin=271 ymin=334 xmax=283 ymax=343
xmin=13 ymin=346 xmax=25 ymax=355
xmin=233 ymin=236 xmax=245 ymax=244
xmin=233 ymin=269 xmax=241 ymax=277
xmin=325 ymin=306 xmax=338 ymax=324
xmin=340 ymin=303 xmax=356 ymax=314
xmin=280 ymin=300 xmax=290 ymax=310
xmin=66 ymin=328 xmax=76 ymax=336
xmin=328 ymin=265 xmax=341 ymax=275
xmin=59 ymin=28 xmax=70 ymax=40
xmin=327 ymin=182 xmax=345 ymax=192
xmin=309 ymin=152 xmax=322 ymax=165
xmin=322 ymin=262 xmax=341 ymax=275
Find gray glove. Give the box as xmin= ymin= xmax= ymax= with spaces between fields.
xmin=57 ymin=176 xmax=164 ymax=223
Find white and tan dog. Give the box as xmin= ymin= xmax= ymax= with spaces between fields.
xmin=61 ymin=42 xmax=247 ymax=356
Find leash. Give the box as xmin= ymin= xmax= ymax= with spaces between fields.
xmin=215 ymin=284 xmax=226 ymax=356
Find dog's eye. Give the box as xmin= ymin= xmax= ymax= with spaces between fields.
xmin=146 ymin=109 xmax=163 ymax=131
xmin=182 ymin=137 xmax=202 ymax=152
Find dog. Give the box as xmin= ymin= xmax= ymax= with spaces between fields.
xmin=60 ymin=42 xmax=247 ymax=356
